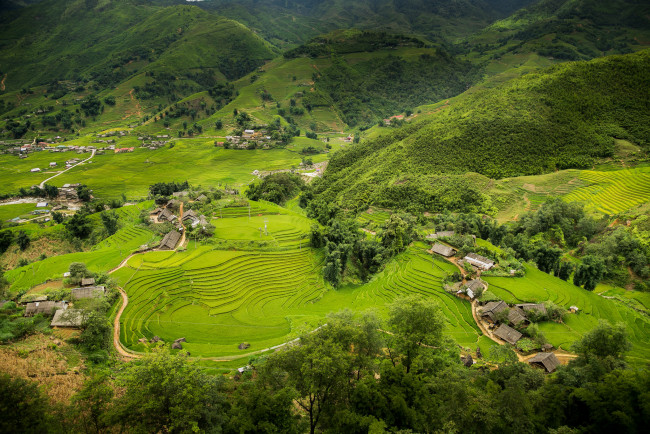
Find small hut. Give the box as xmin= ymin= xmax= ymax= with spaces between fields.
xmin=431 ymin=243 xmax=456 ymax=257
xmin=528 ymin=352 xmax=560 ymax=373
xmin=493 ymin=324 xmax=523 ymax=345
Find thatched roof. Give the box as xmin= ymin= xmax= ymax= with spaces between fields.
xmin=24 ymin=301 xmax=66 ymax=317
xmin=507 ymin=307 xmax=528 ymax=326
xmin=480 ymin=300 xmax=507 ymax=322
xmin=159 ymin=208 xmax=176 ymax=221
xmin=426 ymin=230 xmax=455 ymax=240
xmin=528 ymin=352 xmax=560 ymax=373
xmin=493 ymin=324 xmax=522 ymax=345
xmin=159 ymin=230 xmax=181 ymax=250
xmin=516 ymin=303 xmax=547 ymax=316
xmin=51 ymin=309 xmax=84 ymax=327
xmin=461 ymin=354 xmax=474 ymax=367
xmin=172 ymin=342 xmax=183 ymax=350
xmin=80 ymin=277 xmax=95 ymax=287
xmin=238 ymin=342 xmax=250 ymax=350
xmin=431 ymin=243 xmax=456 ymax=257
xmin=182 ymin=209 xmax=198 ymax=221
xmin=71 ymin=286 xmax=106 ymax=299
xmin=466 ymin=279 xmax=486 ymax=292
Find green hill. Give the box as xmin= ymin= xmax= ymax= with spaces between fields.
xmin=313 ymin=49 xmax=650 ymax=212
xmin=467 ymin=0 xmax=650 ymax=61
xmin=0 ymin=0 xmax=275 ymax=92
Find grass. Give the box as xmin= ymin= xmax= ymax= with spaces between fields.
xmin=484 ymin=265 xmax=650 ymax=363
xmin=0 ymin=203 xmax=40 ymax=222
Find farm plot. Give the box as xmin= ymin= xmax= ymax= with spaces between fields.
xmin=118 ymin=244 xmax=491 ymax=358
xmin=118 ymin=248 xmax=328 ymax=357
xmin=484 ymin=265 xmax=650 ymax=362
xmin=212 ymin=212 xmax=311 ymax=249
xmin=562 ymin=166 xmax=650 ymax=214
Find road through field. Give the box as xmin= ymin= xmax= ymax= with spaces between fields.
xmin=39 ymin=149 xmax=96 ymax=188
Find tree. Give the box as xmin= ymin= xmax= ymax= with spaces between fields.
xmin=100 ymin=211 xmax=119 ymax=236
xmin=387 ymin=295 xmax=445 ymax=373
xmin=0 ymin=374 xmax=51 ymax=433
xmin=70 ymin=373 xmax=114 ymax=434
xmin=555 ymin=261 xmax=574 ymax=281
xmin=79 ymin=311 xmax=111 ymax=352
xmin=52 ymin=211 xmax=65 ymax=224
xmin=65 ymin=212 xmax=93 ymax=239
xmin=76 ymin=185 xmax=92 ymax=202
xmin=573 ymin=255 xmax=605 ymax=290
xmin=572 ymin=320 xmax=630 ymax=363
xmin=16 ymin=231 xmax=30 ymax=251
xmin=380 ymin=214 xmax=415 ymax=255
xmin=109 ymin=351 xmax=225 ymax=433
xmin=534 ymin=243 xmax=562 ymax=273
xmin=0 ymin=231 xmax=14 ymax=254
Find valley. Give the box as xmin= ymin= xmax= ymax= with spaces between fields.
xmin=1 ymin=1 xmax=649 ymax=432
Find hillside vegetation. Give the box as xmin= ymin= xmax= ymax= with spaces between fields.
xmin=314 ymin=50 xmax=650 ymax=212
xmin=0 ymin=0 xmax=274 ymax=91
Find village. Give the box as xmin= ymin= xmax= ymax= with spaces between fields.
xmin=427 ymin=230 xmax=579 ymax=373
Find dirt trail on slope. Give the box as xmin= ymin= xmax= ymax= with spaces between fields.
xmin=127 ymin=89 xmax=143 ymax=119
xmin=0 ymin=74 xmax=6 ymax=91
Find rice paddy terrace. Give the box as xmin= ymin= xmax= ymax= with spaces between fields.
xmin=114 ymin=211 xmax=493 ymax=358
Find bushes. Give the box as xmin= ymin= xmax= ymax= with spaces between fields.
xmin=246 ymin=173 xmax=305 ymax=205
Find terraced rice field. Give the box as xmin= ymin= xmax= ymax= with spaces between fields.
xmin=563 ymin=166 xmax=650 ymax=214
xmin=485 ymin=266 xmax=650 ymax=363
xmin=357 ymin=209 xmax=391 ymax=225
xmin=116 ymin=242 xmax=491 ymax=358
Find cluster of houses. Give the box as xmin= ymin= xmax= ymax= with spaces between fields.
xmin=137 ymin=135 xmax=169 ymax=149
xmin=225 ymin=129 xmax=273 ymax=149
xmin=22 ymin=278 xmax=105 ymax=328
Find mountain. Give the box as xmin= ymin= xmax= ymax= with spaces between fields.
xmin=0 ymin=0 xmax=275 ymax=92
xmin=467 ymin=0 xmax=650 ymax=61
xmin=201 ymin=0 xmax=537 ymax=47
xmin=312 ymin=49 xmax=650 ymax=213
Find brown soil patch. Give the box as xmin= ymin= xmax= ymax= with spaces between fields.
xmin=1 ymin=238 xmax=77 ymax=270
xmin=27 ymin=279 xmax=65 ymax=295
xmin=0 ymin=333 xmax=86 ymax=403
xmin=0 ymin=73 xmax=6 ymax=91
xmin=522 ymin=183 xmax=536 ymax=192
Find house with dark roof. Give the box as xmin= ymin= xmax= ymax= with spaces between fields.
xmin=159 ymin=230 xmax=181 ymax=250
xmin=464 ymin=253 xmax=495 ymax=270
xmin=480 ymin=300 xmax=507 ymax=323
xmin=507 ymin=306 xmax=528 ymax=326
xmin=516 ymin=303 xmax=547 ymax=316
xmin=24 ymin=301 xmax=66 ymax=317
xmin=159 ymin=208 xmax=177 ymax=222
xmin=528 ymin=352 xmax=560 ymax=373
xmin=493 ymin=324 xmax=522 ymax=345
xmin=182 ymin=209 xmax=198 ymax=223
xmin=81 ymin=277 xmax=95 ymax=287
xmin=431 ymin=243 xmax=456 ymax=257
xmin=71 ymin=286 xmax=106 ymax=300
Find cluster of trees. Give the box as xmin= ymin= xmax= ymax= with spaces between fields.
xmin=149 ymin=181 xmax=190 ymax=197
xmin=246 ymin=173 xmax=305 ymax=205
xmin=2 ymin=299 xmax=646 ymax=433
xmin=307 ymin=195 xmax=418 ymax=285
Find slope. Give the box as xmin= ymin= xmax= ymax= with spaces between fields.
xmin=0 ymin=0 xmax=275 ymax=92
xmin=313 ymin=49 xmax=650 ymax=212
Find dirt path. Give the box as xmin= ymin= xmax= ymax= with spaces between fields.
xmin=0 ymin=74 xmax=6 ymax=91
xmin=128 ymin=89 xmax=143 ymax=119
xmin=112 ymin=287 xmax=138 ymax=359
xmin=177 ymin=202 xmax=186 ymax=249
xmin=38 ymin=149 xmax=95 ymax=189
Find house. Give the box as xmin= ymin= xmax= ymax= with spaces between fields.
xmin=49 ymin=162 xmax=57 ymax=167
xmin=480 ymin=300 xmax=507 ymax=323
xmin=431 ymin=243 xmax=456 ymax=257
xmin=81 ymin=277 xmax=96 ymax=287
xmin=196 ymin=194 xmax=208 ymax=202
xmin=150 ymin=208 xmax=163 ymax=216
xmin=570 ymin=306 xmax=579 ymax=313
xmin=493 ymin=324 xmax=522 ymax=345
xmin=343 ymin=135 xmax=353 ymax=142
xmin=36 ymin=202 xmax=48 ymax=208
xmin=516 ymin=303 xmax=547 ymax=316
xmin=426 ymin=231 xmax=455 ymax=240
xmin=464 ymin=253 xmax=495 ymax=270
xmin=159 ymin=230 xmax=181 ymax=250
xmin=508 ymin=306 xmax=528 ymax=326
xmin=528 ymin=352 xmax=560 ymax=373
xmin=71 ymin=286 xmax=106 ymax=299
xmin=24 ymin=301 xmax=66 ymax=317
xmin=51 ymin=309 xmax=85 ymax=328
xmin=243 ymin=129 xmax=255 ymax=138
xmin=182 ymin=209 xmax=198 ymax=222
xmin=158 ymin=208 xmax=177 ymax=222
xmin=172 ymin=191 xmax=189 ymax=198
xmin=30 ymin=168 xmax=41 ymax=172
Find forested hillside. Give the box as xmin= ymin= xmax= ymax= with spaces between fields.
xmin=0 ymin=0 xmax=274 ymax=91
xmin=466 ymin=0 xmax=650 ymax=60
xmin=314 ymin=49 xmax=650 ymax=212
